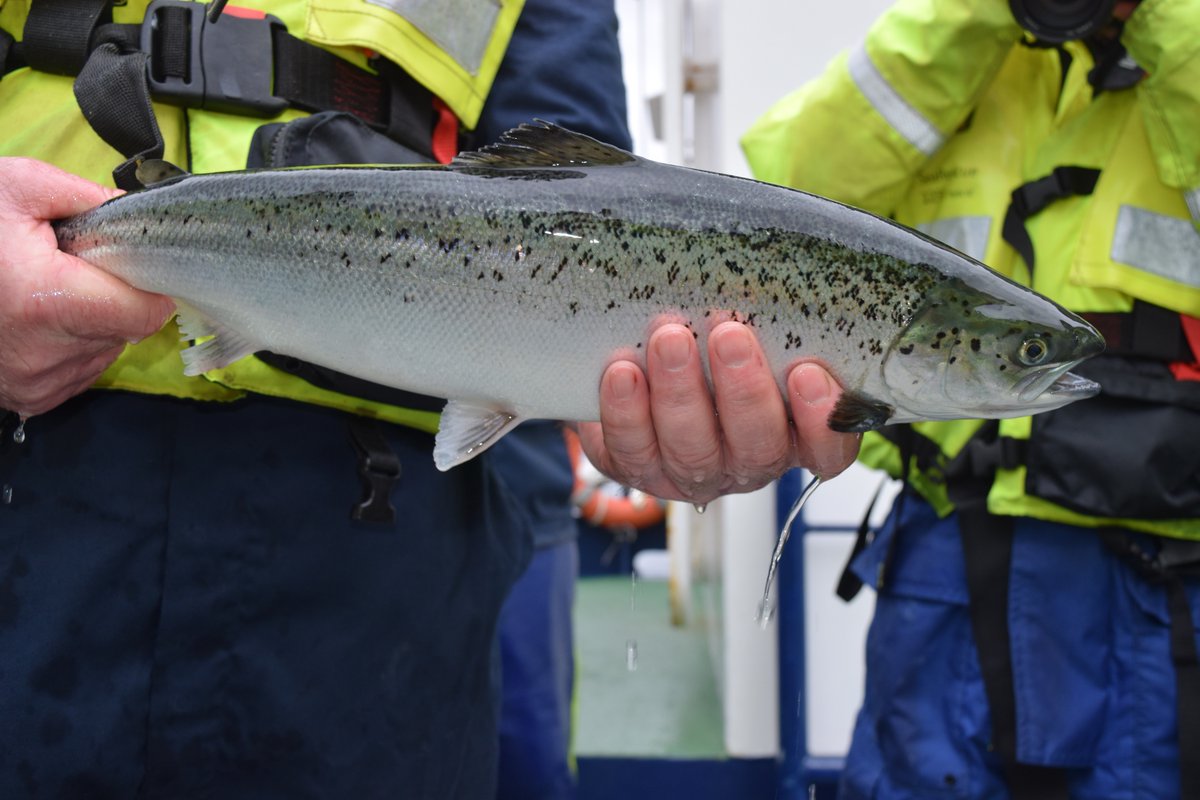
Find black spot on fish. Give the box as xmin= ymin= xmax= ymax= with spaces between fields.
xmin=899 ymin=344 xmax=915 ymax=355
xmin=971 ymin=338 xmax=981 ymax=352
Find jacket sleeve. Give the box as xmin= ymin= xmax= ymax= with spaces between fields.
xmin=1121 ymin=0 xmax=1200 ymax=222
xmin=740 ymin=0 xmax=1021 ymax=216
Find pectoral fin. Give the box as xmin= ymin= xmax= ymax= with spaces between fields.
xmin=434 ymin=401 xmax=523 ymax=471
xmin=827 ymin=391 xmax=894 ymax=433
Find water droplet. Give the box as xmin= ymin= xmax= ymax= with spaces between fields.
xmin=2 ymin=485 xmax=11 ymax=505
xmin=625 ymin=639 xmax=638 ymax=672
xmin=12 ymin=418 xmax=26 ymax=445
xmin=694 ymin=503 xmax=707 ymax=515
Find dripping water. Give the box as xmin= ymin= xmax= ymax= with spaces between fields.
xmin=756 ymin=474 xmax=823 ymax=627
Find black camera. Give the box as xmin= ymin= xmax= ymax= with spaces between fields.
xmin=1008 ymin=0 xmax=1119 ymax=42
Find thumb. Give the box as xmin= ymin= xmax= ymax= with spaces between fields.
xmin=0 ymin=157 xmax=120 ymax=222
xmin=42 ymin=250 xmax=175 ymax=343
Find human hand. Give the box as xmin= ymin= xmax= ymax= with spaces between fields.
xmin=0 ymin=158 xmax=175 ymax=416
xmin=577 ymin=321 xmax=861 ymax=504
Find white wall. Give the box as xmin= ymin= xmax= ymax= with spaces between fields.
xmin=618 ymin=0 xmax=894 ymax=174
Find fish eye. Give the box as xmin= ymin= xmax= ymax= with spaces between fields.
xmin=1018 ymin=337 xmax=1049 ymax=366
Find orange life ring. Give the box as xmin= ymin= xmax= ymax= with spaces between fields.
xmin=563 ymin=428 xmax=666 ymax=530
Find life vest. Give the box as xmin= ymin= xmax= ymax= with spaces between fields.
xmin=741 ymin=0 xmax=1200 ymax=540
xmin=0 ymin=0 xmax=524 ymax=432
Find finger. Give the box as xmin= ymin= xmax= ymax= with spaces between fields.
xmin=787 ymin=363 xmax=861 ymax=479
xmin=645 ymin=324 xmax=723 ymax=495
xmin=708 ymin=322 xmax=792 ymax=485
xmin=35 ymin=251 xmax=175 ymax=343
xmin=0 ymin=158 xmax=119 ymax=222
xmin=3 ymin=343 xmax=126 ymax=416
xmin=591 ymin=360 xmax=660 ymax=490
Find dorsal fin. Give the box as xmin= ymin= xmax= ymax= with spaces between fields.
xmin=135 ymin=158 xmax=191 ymax=188
xmin=451 ymin=120 xmax=636 ymax=169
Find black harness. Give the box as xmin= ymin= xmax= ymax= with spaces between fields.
xmin=1 ymin=0 xmax=440 ymax=189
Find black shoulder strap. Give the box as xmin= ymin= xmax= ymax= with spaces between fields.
xmin=21 ymin=0 xmax=112 ymax=75
xmin=0 ymin=26 xmax=22 ymax=74
xmin=943 ymin=422 xmax=1072 ymax=799
xmin=12 ymin=0 xmax=438 ymax=187
xmin=74 ymin=39 xmax=165 ymax=190
xmin=1002 ymin=166 xmax=1101 ymax=272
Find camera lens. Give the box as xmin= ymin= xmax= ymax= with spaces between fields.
xmin=1009 ymin=0 xmax=1118 ymax=42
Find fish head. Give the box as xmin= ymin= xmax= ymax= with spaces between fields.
xmin=879 ymin=277 xmax=1106 ymax=423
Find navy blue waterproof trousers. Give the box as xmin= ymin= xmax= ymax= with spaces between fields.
xmin=0 ymin=392 xmax=530 ymax=799
xmin=840 ymin=492 xmax=1200 ymax=799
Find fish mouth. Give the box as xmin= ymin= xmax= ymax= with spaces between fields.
xmin=1045 ymin=370 xmax=1101 ymax=399
xmin=1015 ymin=361 xmax=1100 ymax=403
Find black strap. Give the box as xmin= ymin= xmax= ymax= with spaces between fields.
xmin=945 ymin=425 xmax=1072 ymax=799
xmin=836 ymin=425 xmax=919 ymax=601
xmin=1080 ymin=301 xmax=1194 ymax=363
xmin=835 ymin=480 xmax=886 ymax=602
xmin=14 ymin=0 xmax=436 ymax=173
xmin=1097 ymin=528 xmax=1200 ymax=799
xmin=73 ymin=40 xmax=165 ymax=190
xmin=0 ymin=27 xmax=21 ymax=75
xmin=1002 ymin=166 xmax=1101 ymax=271
xmin=970 ymin=519 xmax=1076 ymax=800
xmin=347 ymin=416 xmax=401 ymax=525
xmin=271 ymin=31 xmax=433 ymax=147
xmin=1084 ymin=28 xmax=1145 ymax=94
xmin=21 ymin=0 xmax=112 ymax=75
xmin=1166 ymin=577 xmax=1200 ymax=800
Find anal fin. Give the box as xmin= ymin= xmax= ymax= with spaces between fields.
xmin=434 ymin=401 xmax=524 ymax=471
xmin=175 ymin=303 xmax=259 ymax=375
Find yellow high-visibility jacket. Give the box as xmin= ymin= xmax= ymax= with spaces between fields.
xmin=743 ymin=0 xmax=1200 ymax=538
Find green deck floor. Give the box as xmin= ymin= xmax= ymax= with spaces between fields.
xmin=574 ymin=575 xmax=725 ymax=758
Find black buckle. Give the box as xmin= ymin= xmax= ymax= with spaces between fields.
xmin=141 ymin=0 xmax=288 ymax=117
xmin=347 ymin=417 xmax=400 ymax=525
